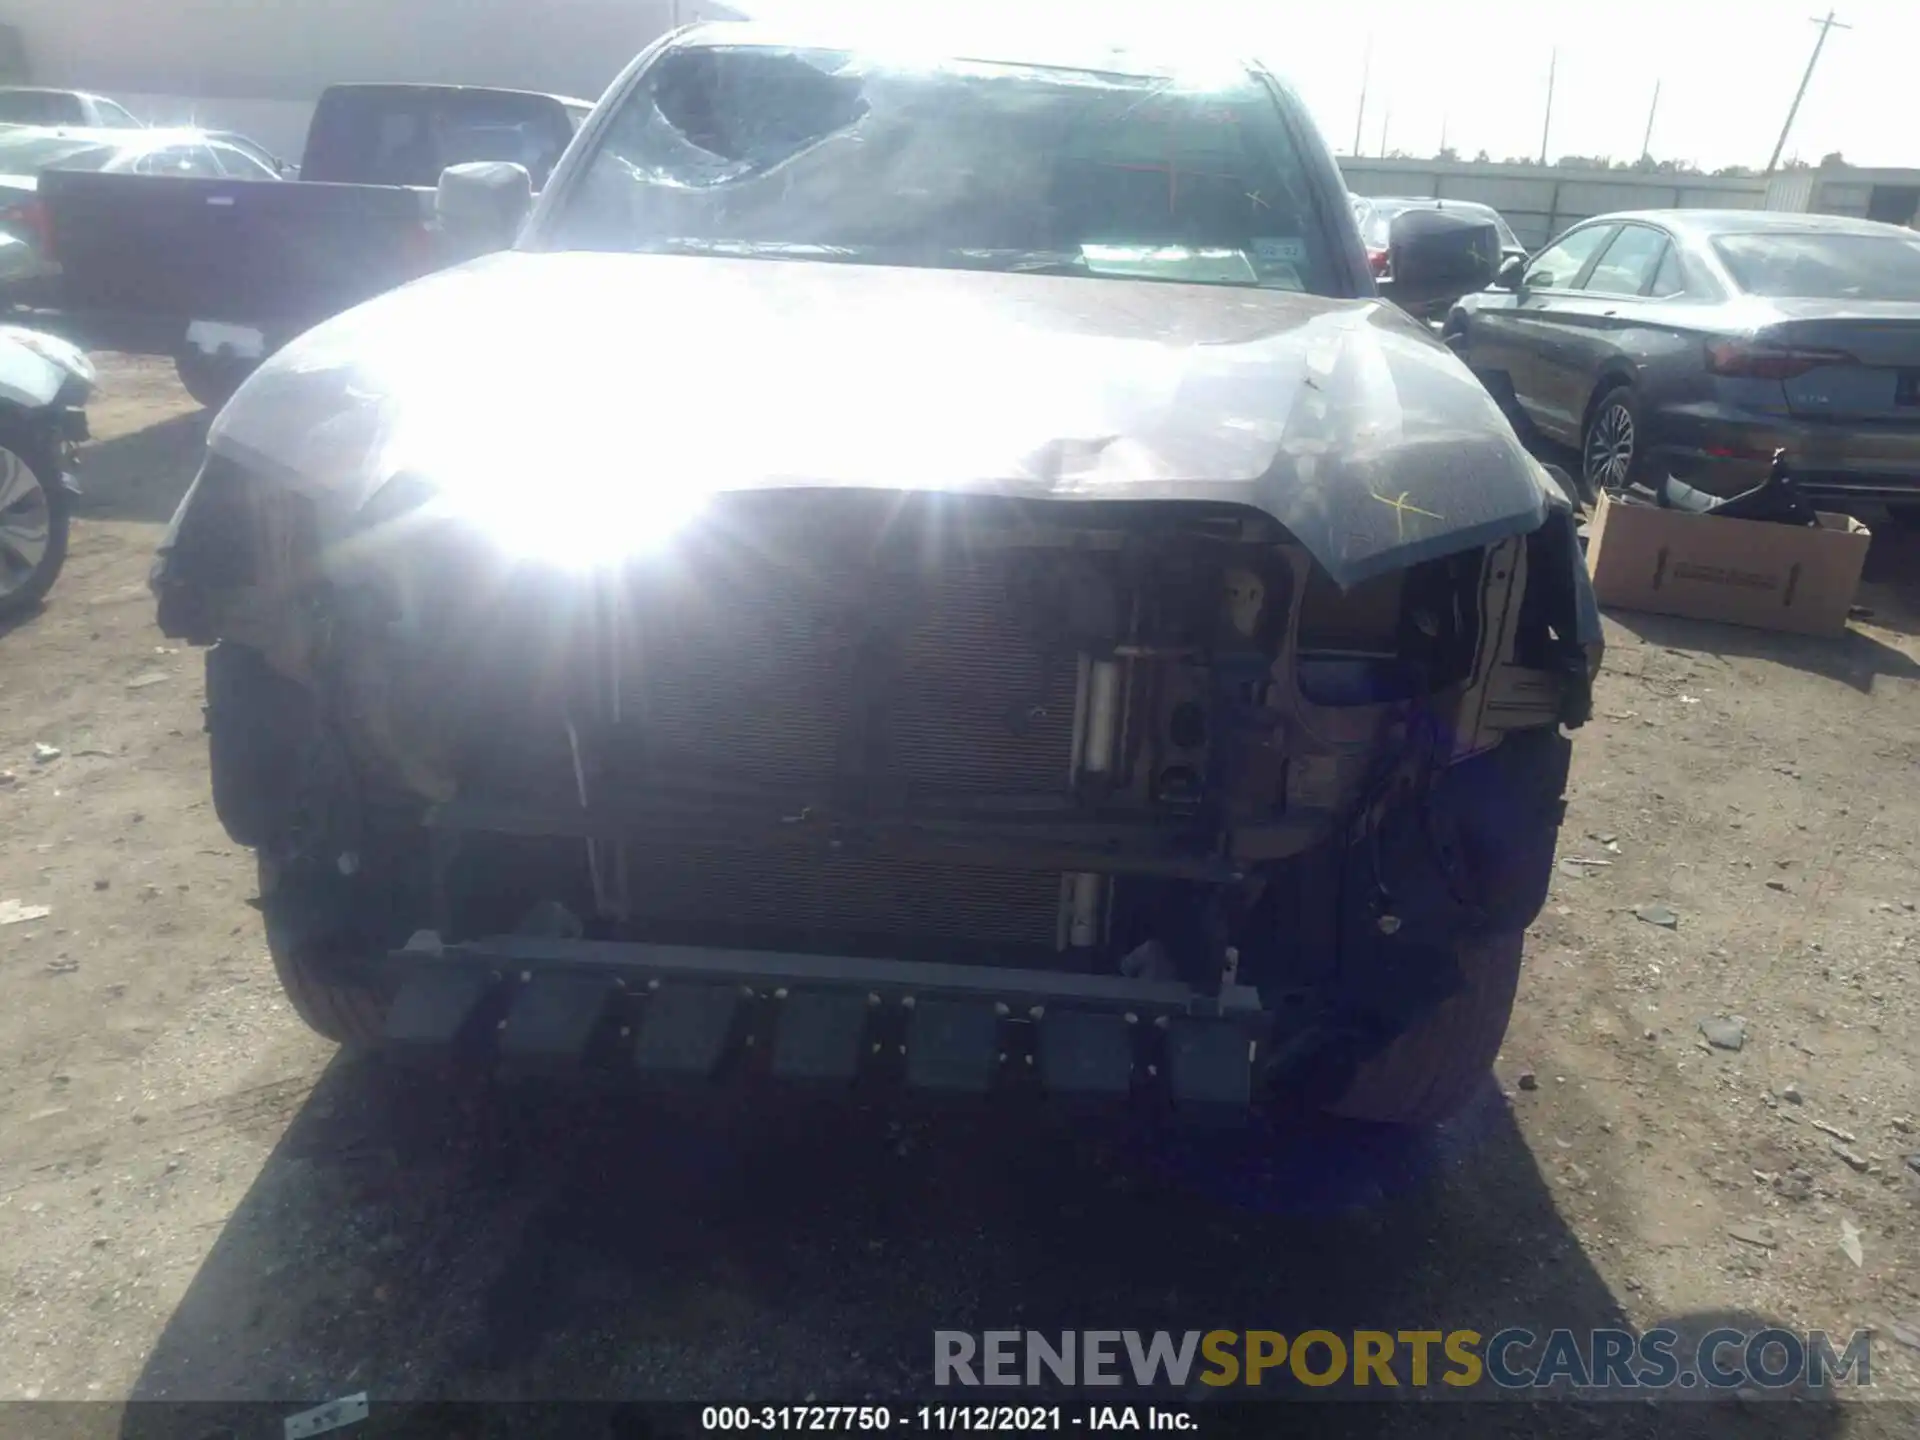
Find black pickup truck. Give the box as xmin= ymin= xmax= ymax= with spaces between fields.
xmin=39 ymin=83 xmax=592 ymax=406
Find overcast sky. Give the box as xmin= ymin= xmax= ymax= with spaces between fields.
xmin=735 ymin=0 xmax=1906 ymax=173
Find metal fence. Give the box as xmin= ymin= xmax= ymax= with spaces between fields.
xmin=1338 ymin=159 xmax=1770 ymax=250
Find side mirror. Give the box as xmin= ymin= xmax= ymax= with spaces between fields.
xmin=435 ymin=161 xmax=533 ymax=262
xmin=1496 ymin=254 xmax=1527 ymax=291
xmin=1377 ymin=209 xmax=1501 ymax=310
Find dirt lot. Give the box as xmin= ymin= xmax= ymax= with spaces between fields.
xmin=3 ymin=356 xmax=1920 ymax=1436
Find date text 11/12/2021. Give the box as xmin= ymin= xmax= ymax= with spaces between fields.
xmin=701 ymin=1406 xmax=1194 ymax=1432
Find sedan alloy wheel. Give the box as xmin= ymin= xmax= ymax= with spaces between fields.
xmin=1584 ymin=397 xmax=1636 ymax=493
xmin=0 ymin=443 xmax=68 ymax=617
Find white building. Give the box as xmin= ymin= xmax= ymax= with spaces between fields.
xmin=0 ymin=0 xmax=746 ymax=159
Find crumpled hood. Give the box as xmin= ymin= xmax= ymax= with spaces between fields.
xmin=210 ymin=249 xmax=1550 ymax=587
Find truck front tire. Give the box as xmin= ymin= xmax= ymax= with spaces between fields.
xmin=175 ymin=351 xmax=254 ymax=412
xmin=1322 ymin=930 xmax=1524 ymax=1126
xmin=206 ymin=649 xmax=405 ymax=1048
xmin=259 ymin=854 xmax=392 ymax=1048
xmin=1309 ymin=726 xmax=1567 ymax=1127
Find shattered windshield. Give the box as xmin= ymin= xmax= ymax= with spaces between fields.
xmin=544 ymin=45 xmax=1334 ymax=293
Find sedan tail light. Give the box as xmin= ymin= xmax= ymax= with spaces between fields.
xmin=1705 ymin=339 xmax=1857 ymax=380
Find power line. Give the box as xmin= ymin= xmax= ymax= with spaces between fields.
xmin=1766 ymin=10 xmax=1851 ymax=174
xmin=1641 ymin=80 xmax=1660 ymax=161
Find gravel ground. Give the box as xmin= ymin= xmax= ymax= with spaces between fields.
xmin=2 ymin=356 xmax=1918 ymax=1439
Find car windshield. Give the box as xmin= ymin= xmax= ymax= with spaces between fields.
xmin=545 ymin=45 xmax=1334 ymax=293
xmin=0 ymin=134 xmax=118 ymax=174
xmin=1712 ymin=230 xmax=1920 ymax=301
xmin=1359 ymin=199 xmax=1517 ymax=251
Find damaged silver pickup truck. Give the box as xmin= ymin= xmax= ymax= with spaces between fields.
xmin=152 ymin=23 xmax=1602 ymax=1126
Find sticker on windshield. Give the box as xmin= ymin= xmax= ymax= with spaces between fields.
xmin=1253 ymin=236 xmax=1306 ymax=265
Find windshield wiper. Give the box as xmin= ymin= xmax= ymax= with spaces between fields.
xmin=620 ymin=239 xmax=1274 ymax=289
xmin=944 ymin=247 xmax=1275 ymax=288
xmin=941 ymin=248 xmax=1091 ymax=276
xmin=631 ymin=239 xmax=1095 ymax=276
xmin=633 ymin=237 xmax=869 ymax=263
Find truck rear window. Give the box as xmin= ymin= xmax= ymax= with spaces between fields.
xmin=0 ymin=91 xmax=84 ymax=126
xmin=302 ymin=90 xmax=575 ymax=189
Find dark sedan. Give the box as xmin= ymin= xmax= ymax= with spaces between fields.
xmin=1447 ymin=209 xmax=1920 ymax=518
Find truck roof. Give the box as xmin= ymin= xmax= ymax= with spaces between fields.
xmin=669 ymin=18 xmax=1262 ymax=84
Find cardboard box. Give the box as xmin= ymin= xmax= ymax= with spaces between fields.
xmin=1584 ymin=492 xmax=1871 ymax=636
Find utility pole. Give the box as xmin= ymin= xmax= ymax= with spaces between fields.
xmin=1439 ymin=113 xmax=1450 ymax=156
xmin=1766 ymin=10 xmax=1851 ymax=173
xmin=1641 ymin=80 xmax=1661 ymax=161
xmin=1380 ymin=107 xmax=1391 ymax=159
xmin=1539 ymin=48 xmax=1557 ymax=166
xmin=1352 ymin=36 xmax=1371 ymax=157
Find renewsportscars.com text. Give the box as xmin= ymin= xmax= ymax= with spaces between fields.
xmin=933 ymin=1328 xmax=1873 ymax=1393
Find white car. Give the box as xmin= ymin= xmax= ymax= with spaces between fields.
xmin=0 ymin=88 xmax=142 ymax=129
xmin=0 ymin=324 xmax=95 ymax=618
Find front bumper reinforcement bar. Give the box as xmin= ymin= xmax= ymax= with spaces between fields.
xmin=381 ymin=932 xmax=1273 ymax=1114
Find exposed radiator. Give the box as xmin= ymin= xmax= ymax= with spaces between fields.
xmin=605 ymin=537 xmax=1084 ymax=948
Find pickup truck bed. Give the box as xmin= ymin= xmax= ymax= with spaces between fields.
xmin=40 ymin=169 xmax=439 ymax=356
xmin=31 ymin=82 xmax=589 ymax=405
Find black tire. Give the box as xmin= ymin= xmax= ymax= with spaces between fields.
xmin=174 ymin=351 xmax=254 ymax=412
xmin=0 ymin=435 xmax=69 ymax=620
xmin=258 ymin=854 xmax=392 ymax=1048
xmin=1323 ymin=931 xmax=1525 ymax=1127
xmin=1582 ymin=383 xmax=1643 ymax=496
xmin=1540 ymin=461 xmax=1590 ymax=512
xmin=1884 ymin=502 xmax=1920 ymax=531
xmin=205 ymin=643 xmax=319 ymax=850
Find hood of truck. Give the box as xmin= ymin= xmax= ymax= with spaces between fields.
xmin=209 ymin=248 xmax=1550 ymax=587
